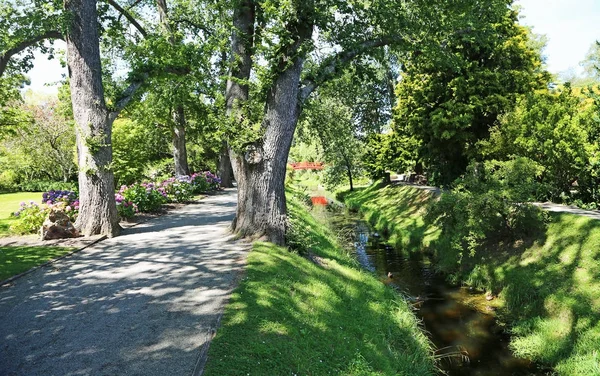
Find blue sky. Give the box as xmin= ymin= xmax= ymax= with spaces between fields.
xmin=24 ymin=1 xmax=600 ymax=94
xmin=516 ymin=0 xmax=600 ymax=74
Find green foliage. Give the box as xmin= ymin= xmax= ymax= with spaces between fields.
xmin=426 ymin=161 xmax=548 ymax=270
xmin=116 ymin=201 xmax=136 ymax=219
xmin=112 ymin=118 xmax=166 ymax=186
xmin=160 ymin=178 xmax=194 ymax=203
xmin=363 ymin=133 xmax=420 ymax=179
xmin=204 ymin=191 xmax=435 ymax=376
xmin=481 ymin=86 xmax=600 ymax=202
xmin=0 ymin=94 xmax=77 ymax=186
xmin=9 ymin=202 xmax=47 ymax=235
xmin=299 ymin=92 xmax=364 ymax=191
xmin=17 ymin=180 xmax=77 ymax=193
xmin=391 ymin=5 xmax=548 ymax=185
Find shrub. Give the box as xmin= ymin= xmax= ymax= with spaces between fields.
xmin=42 ymin=190 xmax=78 ymax=205
xmin=10 ymin=202 xmax=48 ymax=235
xmin=19 ymin=180 xmax=77 ymax=192
xmin=119 ymin=183 xmax=167 ymax=213
xmin=190 ymin=173 xmax=210 ymax=193
xmin=426 ymin=160 xmax=549 ymax=270
xmin=203 ymin=171 xmax=221 ymax=191
xmin=160 ymin=177 xmax=194 ymax=203
xmin=115 ymin=193 xmax=137 ymax=219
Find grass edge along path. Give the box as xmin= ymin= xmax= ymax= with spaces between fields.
xmin=202 ymin=192 xmax=436 ymax=376
xmin=343 ymin=183 xmax=600 ymax=376
xmin=0 ymin=245 xmax=78 ymax=281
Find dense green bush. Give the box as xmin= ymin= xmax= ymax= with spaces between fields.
xmin=426 ymin=159 xmax=548 ymax=270
xmin=10 ymin=202 xmax=48 ymax=235
xmin=160 ymin=178 xmax=194 ymax=203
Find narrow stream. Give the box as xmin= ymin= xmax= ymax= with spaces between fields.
xmin=327 ymin=211 xmax=544 ymax=376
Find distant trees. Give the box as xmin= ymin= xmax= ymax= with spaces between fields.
xmin=0 ymin=95 xmax=76 ymax=188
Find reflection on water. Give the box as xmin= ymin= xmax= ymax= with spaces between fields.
xmin=329 ymin=214 xmax=544 ymax=376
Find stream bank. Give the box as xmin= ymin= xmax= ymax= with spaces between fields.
xmin=339 ymin=183 xmax=600 ymax=376
xmin=326 ymin=211 xmax=542 ymax=375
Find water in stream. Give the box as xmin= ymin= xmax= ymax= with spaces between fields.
xmin=328 ymin=213 xmax=545 ymax=376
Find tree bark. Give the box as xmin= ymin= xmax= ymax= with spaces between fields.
xmin=66 ymin=0 xmax=120 ymax=237
xmin=218 ymin=141 xmax=234 ymax=187
xmin=172 ymin=105 xmax=190 ymax=176
xmin=233 ymin=57 xmax=306 ymax=245
xmin=226 ymin=0 xmax=254 ymax=228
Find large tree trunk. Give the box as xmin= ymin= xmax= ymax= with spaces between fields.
xmin=172 ymin=105 xmax=190 ymax=176
xmin=233 ymin=58 xmax=305 ymax=244
xmin=218 ymin=141 xmax=234 ymax=187
xmin=66 ymin=0 xmax=120 ymax=237
xmin=226 ymin=0 xmax=254 ymax=225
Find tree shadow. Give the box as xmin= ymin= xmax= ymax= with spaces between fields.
xmin=0 ymin=193 xmax=249 ymax=376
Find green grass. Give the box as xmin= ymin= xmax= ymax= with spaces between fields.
xmin=203 ymin=191 xmax=435 ymax=376
xmin=343 ymin=184 xmax=440 ymax=252
xmin=344 ymin=184 xmax=600 ymax=376
xmin=0 ymin=192 xmax=43 ymax=236
xmin=0 ymin=246 xmax=77 ymax=281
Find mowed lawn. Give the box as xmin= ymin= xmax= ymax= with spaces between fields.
xmin=0 ymin=192 xmax=43 ymax=237
xmin=0 ymin=192 xmax=76 ymax=282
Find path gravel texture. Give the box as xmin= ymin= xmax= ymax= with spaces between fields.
xmin=0 ymin=189 xmax=248 ymax=376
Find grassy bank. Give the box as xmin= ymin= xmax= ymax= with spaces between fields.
xmin=344 ymin=183 xmax=600 ymax=376
xmin=203 ymin=192 xmax=435 ymax=376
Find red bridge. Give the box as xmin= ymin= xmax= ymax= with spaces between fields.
xmin=289 ymin=161 xmax=325 ymax=170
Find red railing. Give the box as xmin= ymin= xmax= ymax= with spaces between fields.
xmin=289 ymin=161 xmax=325 ymax=170
xmin=311 ymin=196 xmax=328 ymax=205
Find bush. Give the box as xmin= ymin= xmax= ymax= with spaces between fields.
xmin=160 ymin=177 xmax=194 ymax=203
xmin=426 ymin=159 xmax=549 ymax=270
xmin=19 ymin=180 xmax=77 ymax=192
xmin=42 ymin=190 xmax=78 ymax=205
xmin=119 ymin=183 xmax=167 ymax=213
xmin=10 ymin=202 xmax=48 ymax=235
xmin=114 ymin=193 xmax=137 ymax=219
xmin=190 ymin=173 xmax=210 ymax=193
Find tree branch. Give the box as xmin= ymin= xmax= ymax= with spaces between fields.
xmin=106 ymin=0 xmax=148 ymax=38
xmin=0 ymin=31 xmax=64 ymax=77
xmin=108 ymin=72 xmax=149 ymax=122
xmin=299 ymin=36 xmax=412 ymax=104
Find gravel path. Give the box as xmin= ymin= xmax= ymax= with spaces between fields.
xmin=0 ymin=189 xmax=248 ymax=376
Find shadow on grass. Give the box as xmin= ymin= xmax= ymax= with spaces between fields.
xmin=499 ymin=213 xmax=600 ymax=374
xmin=0 ymin=246 xmax=77 ymax=281
xmin=203 ymin=197 xmax=436 ymax=376
xmin=343 ymin=183 xmax=600 ymax=375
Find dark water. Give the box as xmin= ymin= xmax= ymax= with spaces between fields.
xmin=328 ymin=214 xmax=545 ymax=376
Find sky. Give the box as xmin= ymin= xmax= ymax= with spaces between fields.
xmin=22 ymin=0 xmax=600 ymax=94
xmin=516 ymin=0 xmax=600 ymax=74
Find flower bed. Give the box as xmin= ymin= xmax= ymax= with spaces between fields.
xmin=8 ymin=171 xmax=221 ymax=235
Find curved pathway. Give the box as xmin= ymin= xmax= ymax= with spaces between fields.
xmin=0 ymin=189 xmax=248 ymax=376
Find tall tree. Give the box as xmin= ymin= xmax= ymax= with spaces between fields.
xmin=2 ymin=0 xmax=151 ymax=236
xmin=66 ymin=0 xmax=121 ymax=236
xmin=391 ymin=2 xmax=548 ymax=185
xmin=225 ymin=0 xmax=484 ymax=244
